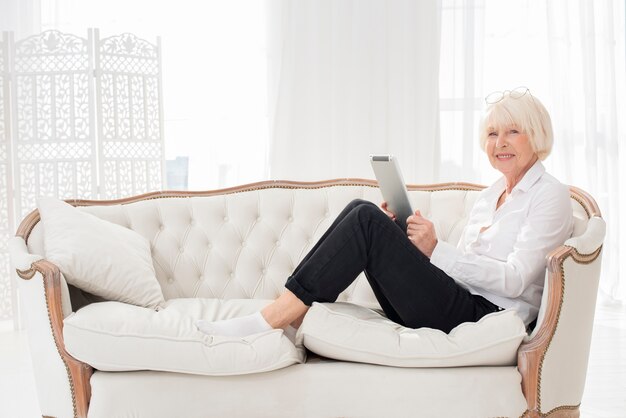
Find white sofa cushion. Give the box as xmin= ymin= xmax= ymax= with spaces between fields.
xmin=38 ymin=197 xmax=165 ymax=308
xmin=63 ymin=298 xmax=305 ymax=376
xmin=298 ymin=302 xmax=526 ymax=367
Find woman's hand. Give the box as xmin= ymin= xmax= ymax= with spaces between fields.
xmin=407 ymin=210 xmax=438 ymax=258
xmin=380 ymin=201 xmax=397 ymax=221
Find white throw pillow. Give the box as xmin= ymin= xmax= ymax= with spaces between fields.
xmin=38 ymin=197 xmax=165 ymax=308
xmin=298 ymin=302 xmax=527 ymax=367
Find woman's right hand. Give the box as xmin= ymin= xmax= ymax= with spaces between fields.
xmin=381 ymin=201 xmax=397 ymax=221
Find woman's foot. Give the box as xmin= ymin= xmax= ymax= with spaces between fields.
xmin=195 ymin=289 xmax=309 ymax=338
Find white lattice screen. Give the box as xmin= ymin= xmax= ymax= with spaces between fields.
xmin=95 ymin=30 xmax=164 ymax=199
xmin=0 ymin=29 xmax=165 ymax=323
xmin=11 ymin=30 xmax=98 ymax=220
xmin=1 ymin=32 xmax=15 ymax=321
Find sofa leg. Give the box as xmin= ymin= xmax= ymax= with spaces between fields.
xmin=523 ymin=406 xmax=580 ymax=418
xmin=68 ymin=359 xmax=93 ymax=418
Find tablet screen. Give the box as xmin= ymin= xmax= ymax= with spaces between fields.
xmin=370 ymin=155 xmax=413 ymax=230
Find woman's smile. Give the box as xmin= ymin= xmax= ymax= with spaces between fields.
xmin=495 ymin=153 xmax=515 ymax=160
xmin=485 ymin=125 xmax=538 ymax=191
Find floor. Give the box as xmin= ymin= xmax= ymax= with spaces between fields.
xmin=1 ymin=303 xmax=625 ymax=418
xmin=579 ymin=302 xmax=626 ymax=417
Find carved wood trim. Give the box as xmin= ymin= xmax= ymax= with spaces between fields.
xmin=544 ymin=404 xmax=581 ymax=417
xmin=16 ymin=267 xmax=37 ymax=280
xmin=521 ymin=404 xmax=581 ymax=418
xmin=568 ymin=186 xmax=601 ymax=218
xmin=14 ymin=180 xmax=598 ymax=243
xmin=569 ymin=245 xmax=603 ymax=263
xmin=14 ymin=179 xmax=485 ymax=240
xmin=522 ymin=404 xmax=582 ymax=418
xmin=18 ymin=260 xmax=92 ymax=418
xmin=518 ymin=246 xmax=571 ymax=411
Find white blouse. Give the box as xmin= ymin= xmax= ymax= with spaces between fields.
xmin=430 ymin=161 xmax=573 ymax=325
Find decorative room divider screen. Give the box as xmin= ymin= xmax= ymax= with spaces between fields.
xmin=0 ymin=29 xmax=165 ymax=324
xmin=1 ymin=32 xmax=14 ymax=324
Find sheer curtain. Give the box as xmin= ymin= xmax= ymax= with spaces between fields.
xmin=267 ymin=0 xmax=626 ymax=301
xmin=266 ymin=0 xmax=441 ymax=184
xmin=439 ymin=0 xmax=626 ymax=302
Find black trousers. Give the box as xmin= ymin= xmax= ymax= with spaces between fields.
xmin=285 ymin=199 xmax=500 ymax=333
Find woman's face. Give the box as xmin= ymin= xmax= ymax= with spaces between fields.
xmin=485 ymin=124 xmax=538 ymax=185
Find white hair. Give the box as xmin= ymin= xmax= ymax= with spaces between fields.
xmin=479 ymin=92 xmax=554 ymax=161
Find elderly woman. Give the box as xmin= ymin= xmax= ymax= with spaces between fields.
xmin=196 ymin=88 xmax=573 ymax=338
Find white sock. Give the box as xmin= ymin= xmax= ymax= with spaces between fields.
xmin=195 ymin=312 xmax=273 ymax=338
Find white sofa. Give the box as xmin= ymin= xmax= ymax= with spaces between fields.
xmin=9 ymin=179 xmax=606 ymax=418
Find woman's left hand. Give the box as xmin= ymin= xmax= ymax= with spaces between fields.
xmin=406 ymin=210 xmax=438 ymax=258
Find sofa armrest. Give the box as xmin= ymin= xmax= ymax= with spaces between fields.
xmin=518 ymin=217 xmax=605 ymax=417
xmin=564 ymin=216 xmax=606 ymax=255
xmin=9 ymin=237 xmax=74 ymax=319
xmin=15 ymin=256 xmax=93 ymax=418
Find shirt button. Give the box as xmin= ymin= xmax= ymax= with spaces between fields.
xmin=168 ymin=277 xmax=174 ymax=284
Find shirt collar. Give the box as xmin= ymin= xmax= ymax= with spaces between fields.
xmin=490 ymin=160 xmax=545 ymax=197
xmin=513 ymin=160 xmax=545 ymax=193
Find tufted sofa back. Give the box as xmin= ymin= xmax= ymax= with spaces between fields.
xmin=24 ymin=180 xmax=591 ymax=308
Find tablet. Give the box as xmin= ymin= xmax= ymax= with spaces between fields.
xmin=369 ymin=155 xmax=414 ymax=229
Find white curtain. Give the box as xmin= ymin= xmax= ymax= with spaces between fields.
xmin=0 ymin=0 xmax=41 ymax=39
xmin=438 ymin=0 xmax=626 ymax=302
xmin=266 ymin=0 xmax=441 ymax=184
xmin=268 ymin=0 xmax=626 ymax=302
